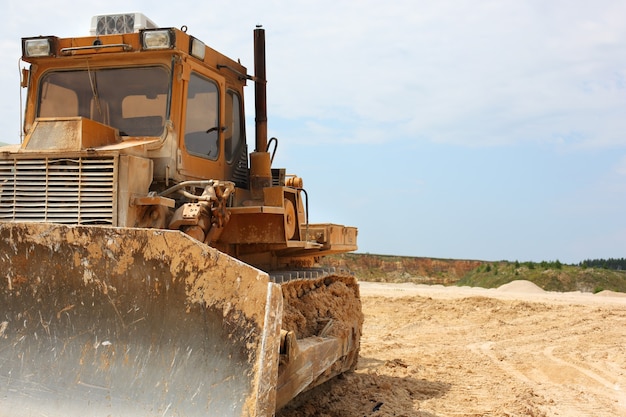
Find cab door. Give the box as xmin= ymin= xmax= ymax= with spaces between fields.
xmin=179 ymin=65 xmax=225 ymax=180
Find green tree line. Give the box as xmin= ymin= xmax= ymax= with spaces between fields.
xmin=579 ymin=258 xmax=626 ymax=270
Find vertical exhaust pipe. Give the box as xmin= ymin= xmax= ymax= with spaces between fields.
xmin=254 ymin=26 xmax=268 ymax=153
xmin=250 ymin=26 xmax=271 ymax=199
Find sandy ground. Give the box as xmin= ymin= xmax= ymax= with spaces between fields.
xmin=277 ymin=280 xmax=626 ymax=417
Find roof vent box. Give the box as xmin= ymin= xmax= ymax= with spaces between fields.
xmin=90 ymin=13 xmax=157 ymax=36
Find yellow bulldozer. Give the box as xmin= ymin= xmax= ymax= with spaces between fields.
xmin=0 ymin=13 xmax=362 ymax=416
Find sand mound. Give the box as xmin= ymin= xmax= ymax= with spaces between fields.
xmin=595 ymin=289 xmax=626 ymax=298
xmin=496 ymin=280 xmax=545 ymax=293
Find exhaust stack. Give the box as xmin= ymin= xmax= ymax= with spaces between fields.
xmin=249 ymin=26 xmax=271 ymax=199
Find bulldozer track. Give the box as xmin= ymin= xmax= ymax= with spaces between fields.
xmin=278 ymin=271 xmax=362 ymax=340
xmin=273 ymin=271 xmax=363 ymax=409
xmin=269 ymin=267 xmax=353 ymax=283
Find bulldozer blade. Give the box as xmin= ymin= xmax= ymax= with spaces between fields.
xmin=0 ymin=222 xmax=282 ymax=417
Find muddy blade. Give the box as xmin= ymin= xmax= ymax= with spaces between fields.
xmin=0 ymin=222 xmax=282 ymax=417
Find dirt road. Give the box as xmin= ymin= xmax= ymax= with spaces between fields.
xmin=277 ymin=280 xmax=626 ymax=417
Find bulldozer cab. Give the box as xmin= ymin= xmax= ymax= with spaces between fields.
xmin=21 ymin=17 xmax=248 ymax=185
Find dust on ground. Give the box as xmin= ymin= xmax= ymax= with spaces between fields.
xmin=277 ymin=280 xmax=626 ymax=417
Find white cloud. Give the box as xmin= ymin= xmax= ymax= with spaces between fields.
xmin=263 ymin=0 xmax=626 ymax=148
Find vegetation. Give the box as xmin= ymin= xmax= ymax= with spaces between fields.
xmin=579 ymin=258 xmax=626 ymax=271
xmin=458 ymin=260 xmax=626 ymax=293
xmin=320 ymin=253 xmax=482 ymax=286
xmin=322 ymin=254 xmax=626 ymax=293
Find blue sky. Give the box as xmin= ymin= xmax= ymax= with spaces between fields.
xmin=1 ymin=1 xmax=625 ymax=263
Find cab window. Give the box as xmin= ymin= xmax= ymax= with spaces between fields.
xmin=185 ymin=73 xmax=219 ymax=160
xmin=225 ymin=91 xmax=244 ymax=163
xmin=38 ymin=66 xmax=169 ymax=137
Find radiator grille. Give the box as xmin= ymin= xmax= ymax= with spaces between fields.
xmin=0 ymin=156 xmax=117 ymax=225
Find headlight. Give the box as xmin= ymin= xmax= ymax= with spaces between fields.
xmin=190 ymin=37 xmax=206 ymax=60
xmin=141 ymin=29 xmax=174 ymax=50
xmin=22 ymin=37 xmax=56 ymax=58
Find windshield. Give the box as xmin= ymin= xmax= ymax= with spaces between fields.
xmin=37 ymin=66 xmax=170 ymax=137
